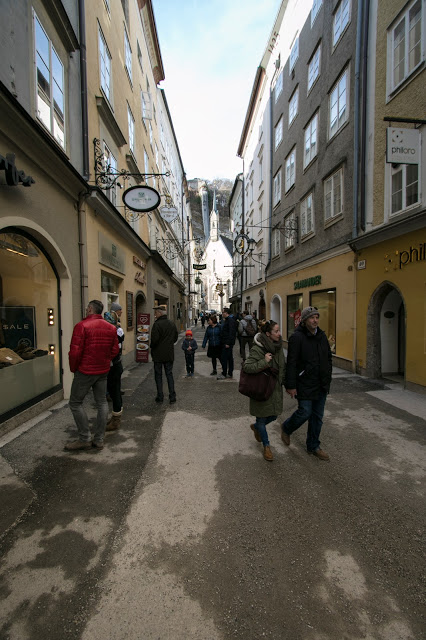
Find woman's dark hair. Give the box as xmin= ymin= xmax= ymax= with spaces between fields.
xmin=258 ymin=319 xmax=277 ymax=334
xmin=210 ymin=314 xmax=218 ymax=324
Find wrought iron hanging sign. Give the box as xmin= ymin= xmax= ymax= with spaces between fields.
xmin=160 ymin=206 xmax=178 ymax=222
xmin=122 ymin=185 xmax=161 ymax=212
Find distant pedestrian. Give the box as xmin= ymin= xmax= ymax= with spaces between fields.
xmin=281 ymin=306 xmax=332 ymax=461
xmin=104 ymin=302 xmax=125 ymax=431
xmin=201 ymin=313 xmax=206 ymax=328
xmin=238 ymin=310 xmax=257 ymax=362
xmin=202 ymin=314 xmax=222 ymax=375
xmin=217 ymin=307 xmax=237 ymax=380
xmin=244 ymin=320 xmax=285 ymax=461
xmin=150 ymin=304 xmax=179 ymax=404
xmin=182 ymin=329 xmax=198 ymax=377
xmin=66 ymin=300 xmax=119 ymax=451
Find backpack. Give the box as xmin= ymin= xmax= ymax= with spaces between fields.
xmin=245 ymin=319 xmax=256 ymax=337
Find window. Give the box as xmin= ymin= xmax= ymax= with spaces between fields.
xmin=290 ymin=36 xmax=299 ymax=71
xmin=272 ymin=228 xmax=280 ymax=257
xmin=284 ymin=211 xmax=296 ymax=250
xmin=333 ymin=0 xmax=351 ymax=46
xmin=124 ymin=28 xmax=132 ymax=83
xmin=127 ymin=104 xmax=135 ymax=152
xmin=275 ymin=70 xmax=283 ymax=102
xmin=308 ymin=44 xmax=321 ymax=91
xmin=155 ymin=142 xmax=159 ymax=168
xmin=103 ymin=143 xmax=117 ymax=206
xmin=259 ymin=155 xmax=263 ymax=185
xmin=311 ymin=0 xmax=323 ymax=26
xmin=287 ymin=294 xmax=303 ymax=339
xmin=310 ymin=289 xmax=336 ymax=353
xmin=285 ymin=148 xmax=296 ymax=192
xmin=391 ymin=0 xmax=422 ymax=90
xmin=104 ymin=0 xmax=111 ymax=13
xmin=275 ymin=117 xmax=283 ymax=150
xmin=391 ymin=163 xmax=419 ymax=214
xmin=324 ymin=168 xmax=343 ymax=221
xmin=149 ymin=121 xmax=153 ymax=147
xmin=98 ymin=28 xmax=111 ymax=102
xmin=144 ymin=149 xmax=149 ymax=184
xmin=273 ymin=169 xmax=282 ymax=207
xmin=329 ymin=67 xmax=348 ymax=138
xmin=34 ymin=13 xmax=65 ymax=148
xmin=137 ymin=40 xmax=143 ymax=71
xmin=304 ymin=113 xmax=318 ymax=168
xmin=301 ymin=192 xmax=314 ymax=237
xmin=289 ymin=87 xmax=299 ymax=126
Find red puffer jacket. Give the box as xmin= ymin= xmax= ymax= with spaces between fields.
xmin=69 ymin=314 xmax=119 ymax=375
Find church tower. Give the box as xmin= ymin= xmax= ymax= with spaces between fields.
xmin=210 ymin=190 xmax=219 ymax=242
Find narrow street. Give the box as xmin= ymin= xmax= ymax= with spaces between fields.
xmin=0 ymin=325 xmax=425 ymax=640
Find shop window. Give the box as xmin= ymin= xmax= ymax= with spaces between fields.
xmin=287 ymin=294 xmax=303 ymax=339
xmin=310 ymin=289 xmax=336 ymax=352
xmin=0 ymin=231 xmax=61 ymax=419
xmin=101 ymin=271 xmax=122 ymax=312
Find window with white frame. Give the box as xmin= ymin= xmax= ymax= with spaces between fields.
xmin=304 ymin=112 xmax=318 ymax=168
xmin=137 ymin=40 xmax=143 ymax=71
xmin=259 ymin=154 xmax=263 ymax=185
xmin=290 ymin=36 xmax=299 ymax=72
xmin=311 ymin=0 xmax=323 ymax=25
xmin=329 ymin=67 xmax=349 ymax=138
xmin=144 ymin=149 xmax=149 ymax=184
xmin=308 ymin=43 xmax=321 ymax=91
xmin=98 ymin=27 xmax=111 ymax=102
xmin=289 ymin=87 xmax=299 ymax=126
xmin=272 ymin=227 xmax=280 ymax=257
xmin=104 ymin=0 xmax=111 ymax=13
xmin=275 ymin=70 xmax=283 ymax=102
xmin=324 ymin=168 xmax=343 ymax=221
xmin=34 ymin=12 xmax=65 ymax=148
xmin=103 ymin=142 xmax=117 ymax=206
xmin=301 ymin=192 xmax=314 ymax=236
xmin=149 ymin=121 xmax=153 ymax=147
xmin=127 ymin=104 xmax=135 ymax=152
xmin=250 ymin=180 xmax=254 ymax=204
xmin=124 ymin=28 xmax=132 ymax=83
xmin=285 ymin=148 xmax=296 ymax=192
xmin=284 ymin=211 xmax=296 ymax=249
xmin=273 ymin=169 xmax=282 ymax=207
xmin=390 ymin=0 xmax=423 ymax=91
xmin=275 ymin=117 xmax=283 ymax=150
xmin=155 ymin=142 xmax=159 ymax=168
xmin=391 ymin=163 xmax=419 ymax=214
xmin=333 ymin=0 xmax=351 ymax=46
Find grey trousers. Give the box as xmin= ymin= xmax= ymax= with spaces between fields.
xmin=69 ymin=371 xmax=109 ymax=443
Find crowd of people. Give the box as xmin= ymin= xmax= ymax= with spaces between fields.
xmin=64 ymin=302 xmax=332 ymax=465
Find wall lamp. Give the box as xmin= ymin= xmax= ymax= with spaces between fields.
xmin=47 ymin=308 xmax=55 ymax=326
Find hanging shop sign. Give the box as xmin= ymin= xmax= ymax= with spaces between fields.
xmin=193 ymin=264 xmax=207 ymax=270
xmin=294 ymin=275 xmax=321 ymax=290
xmin=386 ymin=128 xmax=420 ymax=165
xmin=0 ymin=152 xmax=35 ymax=187
xmin=160 ymin=206 xmax=178 ymax=222
xmin=122 ymin=185 xmax=161 ymax=212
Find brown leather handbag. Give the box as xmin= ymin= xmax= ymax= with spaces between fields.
xmin=238 ymin=366 xmax=278 ymax=401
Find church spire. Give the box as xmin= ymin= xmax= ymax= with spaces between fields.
xmin=210 ymin=189 xmax=219 ymax=241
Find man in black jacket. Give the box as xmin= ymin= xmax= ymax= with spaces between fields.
xmin=281 ymin=306 xmax=332 ymax=460
xmin=217 ymin=307 xmax=237 ymax=380
xmin=150 ymin=304 xmax=179 ymax=404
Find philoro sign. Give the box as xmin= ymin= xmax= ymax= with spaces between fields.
xmin=386 ymin=128 xmax=420 ymax=165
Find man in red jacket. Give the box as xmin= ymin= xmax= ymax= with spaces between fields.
xmin=65 ymin=300 xmax=119 ymax=451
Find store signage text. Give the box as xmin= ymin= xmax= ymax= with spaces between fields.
xmin=0 ymin=153 xmax=35 ymax=187
xmin=133 ymin=255 xmax=146 ymax=269
xmin=193 ymin=264 xmax=206 ymax=270
xmin=294 ymin=275 xmax=321 ymax=290
xmin=386 ymin=128 xmax=420 ymax=165
xmin=398 ymin=242 xmax=426 ymax=269
xmin=134 ymin=271 xmax=146 ymax=285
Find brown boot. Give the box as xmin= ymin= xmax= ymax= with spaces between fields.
xmin=309 ymin=448 xmax=330 ymax=461
xmin=106 ymin=413 xmax=121 ymax=432
xmin=263 ymin=446 xmax=273 ymax=461
xmin=250 ymin=423 xmax=262 ymax=443
xmin=64 ymin=440 xmax=92 ymax=451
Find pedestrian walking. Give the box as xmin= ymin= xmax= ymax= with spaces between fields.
xmin=66 ymin=300 xmax=119 ymax=451
xmin=281 ymin=306 xmax=332 ymax=461
xmin=202 ymin=314 xmax=222 ymax=375
xmin=243 ymin=320 xmax=285 ymax=461
xmin=217 ymin=307 xmax=237 ymax=380
xmin=200 ymin=313 xmax=206 ymax=328
xmin=150 ymin=304 xmax=179 ymax=404
xmin=104 ymin=302 xmax=125 ymax=431
xmin=182 ymin=329 xmax=198 ymax=377
xmin=238 ymin=310 xmax=257 ymax=362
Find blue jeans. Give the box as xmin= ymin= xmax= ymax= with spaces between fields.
xmin=282 ymin=392 xmax=327 ymax=452
xmin=154 ymin=361 xmax=176 ymax=400
xmin=220 ymin=345 xmax=234 ymax=376
xmin=255 ymin=415 xmax=277 ymax=446
xmin=69 ymin=371 xmax=109 ymax=443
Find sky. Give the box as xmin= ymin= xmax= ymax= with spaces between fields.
xmin=152 ymin=0 xmax=282 ymax=182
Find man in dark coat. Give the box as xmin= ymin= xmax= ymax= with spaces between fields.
xmin=150 ymin=304 xmax=179 ymax=404
xmin=217 ymin=307 xmax=237 ymax=380
xmin=281 ymin=306 xmax=332 ymax=460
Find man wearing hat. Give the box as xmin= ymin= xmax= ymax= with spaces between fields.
xmin=150 ymin=304 xmax=179 ymax=403
xmin=281 ymin=306 xmax=332 ymax=461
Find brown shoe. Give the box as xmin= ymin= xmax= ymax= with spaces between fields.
xmin=263 ymin=446 xmax=273 ymax=461
xmin=309 ymin=448 xmax=330 ymax=461
xmin=106 ymin=414 xmax=121 ymax=431
xmin=92 ymin=441 xmax=104 ymax=450
xmin=250 ymin=423 xmax=262 ymax=443
xmin=281 ymin=430 xmax=290 ymax=446
xmin=64 ymin=440 xmax=92 ymax=451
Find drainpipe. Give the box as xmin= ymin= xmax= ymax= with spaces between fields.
xmin=360 ymin=0 xmax=371 ymax=231
xmin=78 ymin=191 xmax=89 ymax=318
xmin=78 ymin=0 xmax=89 ymax=180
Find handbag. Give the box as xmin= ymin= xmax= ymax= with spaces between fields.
xmin=238 ymin=366 xmax=279 ymax=401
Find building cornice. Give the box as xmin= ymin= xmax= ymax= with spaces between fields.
xmin=267 ymin=243 xmax=353 ymax=282
xmin=350 ymin=210 xmax=426 ymax=251
xmin=138 ymin=0 xmax=165 ymax=84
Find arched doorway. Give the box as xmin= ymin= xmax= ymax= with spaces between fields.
xmin=258 ymin=296 xmax=266 ymax=321
xmin=270 ymin=295 xmax=282 ymax=328
xmin=366 ymin=282 xmax=406 ymax=381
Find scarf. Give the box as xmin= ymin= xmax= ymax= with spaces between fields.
xmin=257 ymin=332 xmax=283 ymax=355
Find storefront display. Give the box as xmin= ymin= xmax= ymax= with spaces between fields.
xmin=310 ymin=289 xmax=336 ymax=352
xmin=287 ymin=293 xmax=303 ymax=339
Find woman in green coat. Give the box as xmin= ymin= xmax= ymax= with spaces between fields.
xmin=243 ymin=320 xmax=285 ymax=461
